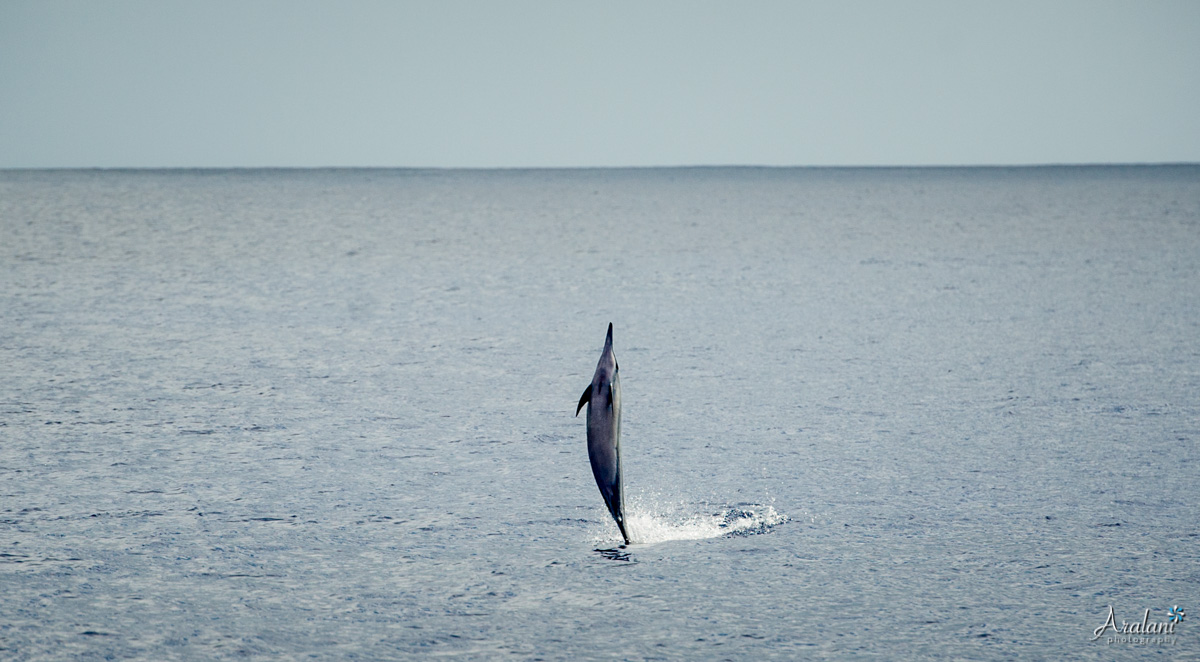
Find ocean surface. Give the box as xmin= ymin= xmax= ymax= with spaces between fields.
xmin=1 ymin=166 xmax=1198 ymax=660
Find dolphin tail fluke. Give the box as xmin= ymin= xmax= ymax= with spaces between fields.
xmin=608 ymin=501 xmax=630 ymax=545
xmin=609 ymin=483 xmax=630 ymax=545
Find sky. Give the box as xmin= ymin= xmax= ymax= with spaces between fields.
xmin=1 ymin=1 xmax=1198 ymax=168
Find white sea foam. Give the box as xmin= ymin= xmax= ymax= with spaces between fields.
xmin=590 ymin=495 xmax=788 ymax=546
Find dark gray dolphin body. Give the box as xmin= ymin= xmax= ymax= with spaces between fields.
xmin=576 ymin=323 xmax=629 ymax=545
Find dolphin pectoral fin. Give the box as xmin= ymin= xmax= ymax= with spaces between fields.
xmin=575 ymin=386 xmax=591 ymax=417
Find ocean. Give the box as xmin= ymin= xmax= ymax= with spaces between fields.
xmin=2 ymin=166 xmax=1198 ymax=659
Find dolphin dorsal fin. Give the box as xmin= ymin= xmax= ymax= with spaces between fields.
xmin=576 ymin=386 xmax=591 ymax=417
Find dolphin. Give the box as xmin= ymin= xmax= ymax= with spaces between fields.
xmin=576 ymin=323 xmax=630 ymax=545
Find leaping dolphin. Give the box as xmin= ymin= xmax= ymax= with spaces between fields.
xmin=576 ymin=323 xmax=629 ymax=545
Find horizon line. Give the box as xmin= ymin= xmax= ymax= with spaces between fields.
xmin=3 ymin=161 xmax=1199 ymax=173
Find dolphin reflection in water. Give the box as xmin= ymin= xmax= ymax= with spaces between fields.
xmin=576 ymin=323 xmax=630 ymax=545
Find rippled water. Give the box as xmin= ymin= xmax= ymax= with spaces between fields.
xmin=2 ymin=166 xmax=1198 ymax=659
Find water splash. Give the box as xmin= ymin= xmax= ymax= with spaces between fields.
xmin=589 ymin=495 xmax=787 ymax=545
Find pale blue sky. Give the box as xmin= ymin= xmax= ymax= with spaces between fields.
xmin=2 ymin=0 xmax=1197 ymax=168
